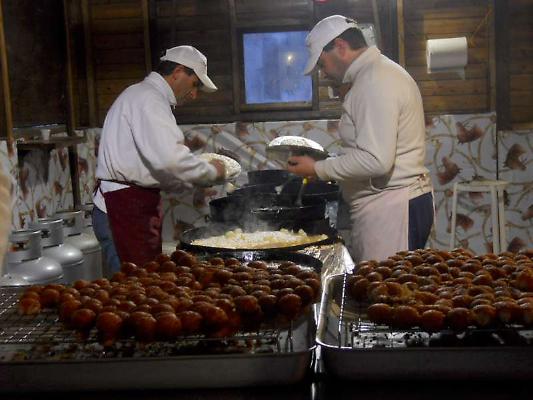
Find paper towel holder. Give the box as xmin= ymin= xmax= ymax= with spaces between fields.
xmin=426 ymin=37 xmax=468 ymax=79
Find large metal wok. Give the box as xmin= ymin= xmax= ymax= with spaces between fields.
xmin=179 ymin=222 xmax=339 ymax=254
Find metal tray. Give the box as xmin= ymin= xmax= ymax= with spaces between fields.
xmin=316 ymin=274 xmax=533 ymax=380
xmin=0 ymin=253 xmax=321 ymax=391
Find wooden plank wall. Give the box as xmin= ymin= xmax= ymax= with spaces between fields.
xmin=509 ymin=0 xmax=533 ymax=127
xmin=3 ymin=0 xmax=67 ymax=127
xmin=73 ymin=0 xmax=531 ymax=128
xmin=152 ymin=0 xmax=233 ymax=120
xmin=66 ymin=1 xmax=90 ymax=128
xmin=403 ymin=0 xmax=491 ymax=115
xmin=87 ymin=0 xmax=148 ymax=125
xmin=82 ymin=0 xmax=397 ymax=123
xmin=0 ymin=48 xmax=5 ymax=139
xmin=315 ymin=0 xmax=395 ymax=113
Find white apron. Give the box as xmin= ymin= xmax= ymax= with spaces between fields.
xmin=349 ymin=186 xmax=410 ymax=264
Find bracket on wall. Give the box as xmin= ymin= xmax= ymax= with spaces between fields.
xmin=16 ymin=136 xmax=86 ymax=156
xmin=15 ymin=136 xmax=86 ymax=181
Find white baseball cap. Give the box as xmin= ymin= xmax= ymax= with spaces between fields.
xmin=304 ymin=15 xmax=358 ymax=75
xmin=160 ymin=45 xmax=217 ymax=92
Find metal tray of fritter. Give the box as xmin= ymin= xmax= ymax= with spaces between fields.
xmin=316 ymin=274 xmax=533 ymax=380
xmin=0 ymin=265 xmax=318 ymax=391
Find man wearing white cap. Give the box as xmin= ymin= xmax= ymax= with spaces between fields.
xmin=287 ymin=15 xmax=433 ymax=263
xmin=92 ymin=45 xmax=225 ymax=271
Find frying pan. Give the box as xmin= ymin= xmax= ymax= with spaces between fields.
xmin=210 ymin=193 xmax=327 ymax=223
xmin=249 ymin=194 xmax=326 ymax=221
xmin=229 ymin=183 xmax=278 ymax=198
xmin=209 ymin=195 xmax=247 ymax=222
xmin=179 ymin=221 xmax=339 ymax=254
xmin=280 ymin=180 xmax=340 ymax=202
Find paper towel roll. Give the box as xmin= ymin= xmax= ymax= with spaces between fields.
xmin=426 ymin=37 xmax=468 ymax=77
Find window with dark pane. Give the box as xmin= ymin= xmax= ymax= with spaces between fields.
xmin=243 ymin=31 xmax=311 ymax=105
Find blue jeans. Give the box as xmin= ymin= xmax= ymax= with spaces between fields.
xmin=92 ymin=206 xmax=121 ymax=275
xmin=408 ymin=192 xmax=434 ymax=250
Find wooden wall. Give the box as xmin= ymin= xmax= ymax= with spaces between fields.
xmin=1 ymin=0 xmax=531 ymax=132
xmin=508 ymin=0 xmax=533 ymax=128
xmin=151 ymin=0 xmax=233 ymax=120
xmin=315 ymin=0 xmax=395 ymax=114
xmin=402 ymin=0 xmax=492 ymax=116
xmin=0 ymin=54 xmax=5 ymax=139
xmin=78 ymin=0 xmax=397 ymax=125
xmin=3 ymin=0 xmax=67 ymax=127
xmin=84 ymin=0 xmax=149 ymax=125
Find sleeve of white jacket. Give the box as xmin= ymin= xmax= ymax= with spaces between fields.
xmin=0 ymin=168 xmax=12 ymax=268
xmin=132 ymin=100 xmax=217 ymax=189
xmin=314 ymin=84 xmax=400 ymax=182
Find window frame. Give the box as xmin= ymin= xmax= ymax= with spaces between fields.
xmin=237 ymin=26 xmax=314 ymax=113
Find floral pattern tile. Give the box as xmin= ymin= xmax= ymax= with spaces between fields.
xmin=0 ymin=138 xmax=73 ymax=229
xmin=2 ymin=115 xmax=530 ymax=256
xmin=497 ymin=129 xmax=533 ymax=253
xmin=425 ymin=112 xmax=513 ymax=254
xmin=0 ymin=141 xmax=20 ymax=229
xmin=16 ymin=147 xmax=73 ymax=228
xmin=77 ymin=128 xmax=100 ymax=205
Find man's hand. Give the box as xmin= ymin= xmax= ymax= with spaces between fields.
xmin=209 ymin=159 xmax=226 ymax=181
xmin=287 ymin=155 xmax=317 ymax=178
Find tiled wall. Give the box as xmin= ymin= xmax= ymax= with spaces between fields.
xmin=1 ymin=114 xmax=531 ymax=256
xmin=1 ymin=139 xmax=73 ymax=230
xmin=426 ymin=113 xmax=498 ymax=251
xmin=497 ymin=129 xmax=532 ymax=252
xmin=77 ymin=128 xmax=100 ymax=206
xmin=426 ymin=114 xmax=532 ymax=254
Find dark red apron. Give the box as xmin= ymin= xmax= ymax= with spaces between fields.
xmin=102 ymin=183 xmax=163 ymax=267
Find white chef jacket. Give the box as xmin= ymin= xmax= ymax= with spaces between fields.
xmin=314 ymin=46 xmax=431 ymax=205
xmin=93 ymin=72 xmax=217 ymax=212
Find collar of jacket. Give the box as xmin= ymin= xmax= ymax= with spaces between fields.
xmin=342 ymin=45 xmax=381 ymax=84
xmin=145 ymin=72 xmax=177 ymax=106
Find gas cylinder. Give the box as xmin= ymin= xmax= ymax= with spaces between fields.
xmin=6 ymin=229 xmax=63 ymax=285
xmin=80 ymin=203 xmax=96 ymax=235
xmin=55 ymin=210 xmax=103 ymax=280
xmin=29 ymin=218 xmax=84 ymax=284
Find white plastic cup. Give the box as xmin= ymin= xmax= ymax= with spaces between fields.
xmin=41 ymin=129 xmax=51 ymax=141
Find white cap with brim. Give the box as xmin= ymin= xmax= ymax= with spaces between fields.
xmin=304 ymin=15 xmax=358 ymax=75
xmin=160 ymin=45 xmax=218 ymax=92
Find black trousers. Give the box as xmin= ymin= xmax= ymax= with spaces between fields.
xmin=408 ymin=192 xmax=434 ymax=250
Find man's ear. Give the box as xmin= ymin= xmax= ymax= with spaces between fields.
xmin=333 ymin=38 xmax=349 ymax=56
xmin=172 ymin=65 xmax=184 ymax=79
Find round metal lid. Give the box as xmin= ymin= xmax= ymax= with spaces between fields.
xmin=29 ymin=218 xmax=65 ymax=247
xmin=8 ymin=229 xmax=43 ymax=262
xmin=266 ymin=136 xmax=329 ymax=162
xmin=55 ymin=210 xmax=84 ymax=236
xmin=80 ymin=203 xmax=94 ymax=228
